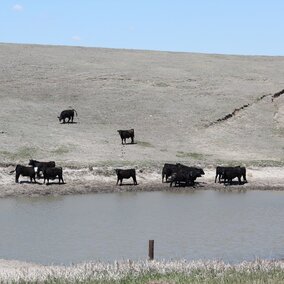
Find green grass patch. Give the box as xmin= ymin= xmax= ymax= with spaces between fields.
xmin=215 ymin=159 xmax=284 ymax=167
xmin=176 ymin=151 xmax=209 ymax=160
xmin=136 ymin=141 xmax=154 ymax=148
xmin=0 ymin=146 xmax=38 ymax=161
xmin=50 ymin=144 xmax=76 ymax=155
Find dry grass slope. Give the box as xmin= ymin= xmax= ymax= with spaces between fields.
xmin=1 ymin=43 xmax=284 ymax=167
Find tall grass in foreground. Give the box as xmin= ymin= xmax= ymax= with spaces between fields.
xmin=1 ymin=259 xmax=284 ymax=283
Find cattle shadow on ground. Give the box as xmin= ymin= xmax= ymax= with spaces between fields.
xmin=45 ymin=181 xmax=66 ymax=185
xmin=224 ymin=181 xmax=247 ymax=186
xmin=19 ymin=181 xmax=42 ymax=185
xmin=122 ymin=142 xmax=137 ymax=145
xmin=60 ymin=121 xmax=78 ymax=124
xmin=117 ymin=183 xmax=139 ymax=186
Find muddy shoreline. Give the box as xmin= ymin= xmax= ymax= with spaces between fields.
xmin=1 ymin=166 xmax=284 ymax=198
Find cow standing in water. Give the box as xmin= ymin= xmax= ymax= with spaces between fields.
xmin=117 ymin=129 xmax=134 ymax=144
xmin=58 ymin=109 xmax=78 ymax=123
xmin=115 ymin=169 xmax=137 ymax=185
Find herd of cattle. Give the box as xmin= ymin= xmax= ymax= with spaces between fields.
xmin=10 ymin=160 xmax=64 ymax=184
xmin=10 ymin=160 xmax=247 ymax=187
xmin=8 ymin=110 xmax=247 ymax=186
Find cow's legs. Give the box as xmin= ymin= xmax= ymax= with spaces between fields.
xmin=238 ymin=176 xmax=242 ymax=185
xmin=36 ymin=168 xmax=41 ymax=178
xmin=120 ymin=178 xmax=123 ymax=186
xmin=15 ymin=173 xmax=20 ymax=183
xmin=60 ymin=175 xmax=64 ymax=184
xmin=131 ymin=137 xmax=134 ymax=144
xmin=30 ymin=176 xmax=36 ymax=183
xmin=215 ymin=174 xmax=218 ymax=183
xmin=133 ymin=176 xmax=137 ymax=185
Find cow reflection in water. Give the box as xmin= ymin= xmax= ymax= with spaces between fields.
xmin=115 ymin=169 xmax=137 ymax=186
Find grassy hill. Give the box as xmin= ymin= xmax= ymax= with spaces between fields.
xmin=1 ymin=43 xmax=284 ymax=167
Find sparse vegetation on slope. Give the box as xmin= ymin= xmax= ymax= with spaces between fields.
xmin=0 ymin=43 xmax=284 ymax=164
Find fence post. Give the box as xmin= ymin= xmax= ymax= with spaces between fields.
xmin=148 ymin=240 xmax=154 ymax=260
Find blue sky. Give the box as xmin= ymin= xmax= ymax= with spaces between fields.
xmin=1 ymin=0 xmax=284 ymax=55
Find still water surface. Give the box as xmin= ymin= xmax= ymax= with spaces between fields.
xmin=0 ymin=190 xmax=283 ymax=265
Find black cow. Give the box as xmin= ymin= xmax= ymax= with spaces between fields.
xmin=170 ymin=165 xmax=204 ymax=187
xmin=215 ymin=166 xmax=229 ymax=183
xmin=162 ymin=163 xmax=179 ymax=182
xmin=215 ymin=166 xmax=247 ymax=184
xmin=10 ymin=165 xmax=36 ymax=183
xmin=43 ymin=167 xmax=64 ymax=184
xmin=223 ymin=166 xmax=247 ymax=185
xmin=117 ymin=129 xmax=134 ymax=144
xmin=115 ymin=169 xmax=137 ymax=185
xmin=28 ymin=159 xmax=56 ymax=178
xmin=58 ymin=109 xmax=78 ymax=123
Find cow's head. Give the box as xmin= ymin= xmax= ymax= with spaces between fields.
xmin=28 ymin=159 xmax=34 ymax=166
xmin=58 ymin=116 xmax=62 ymax=121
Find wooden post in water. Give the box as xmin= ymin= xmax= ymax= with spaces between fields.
xmin=148 ymin=240 xmax=154 ymax=260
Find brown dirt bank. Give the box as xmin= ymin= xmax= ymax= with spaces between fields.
xmin=1 ymin=166 xmax=284 ymax=198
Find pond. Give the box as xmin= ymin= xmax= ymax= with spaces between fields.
xmin=0 ymin=190 xmax=283 ymax=265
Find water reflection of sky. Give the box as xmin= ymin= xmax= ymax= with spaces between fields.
xmin=0 ymin=190 xmax=283 ymax=265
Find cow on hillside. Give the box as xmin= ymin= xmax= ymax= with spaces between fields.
xmin=117 ymin=129 xmax=134 ymax=144
xmin=43 ymin=167 xmax=64 ymax=184
xmin=10 ymin=165 xmax=36 ymax=183
xmin=28 ymin=159 xmax=56 ymax=178
xmin=58 ymin=109 xmax=78 ymax=123
xmin=115 ymin=169 xmax=137 ymax=185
